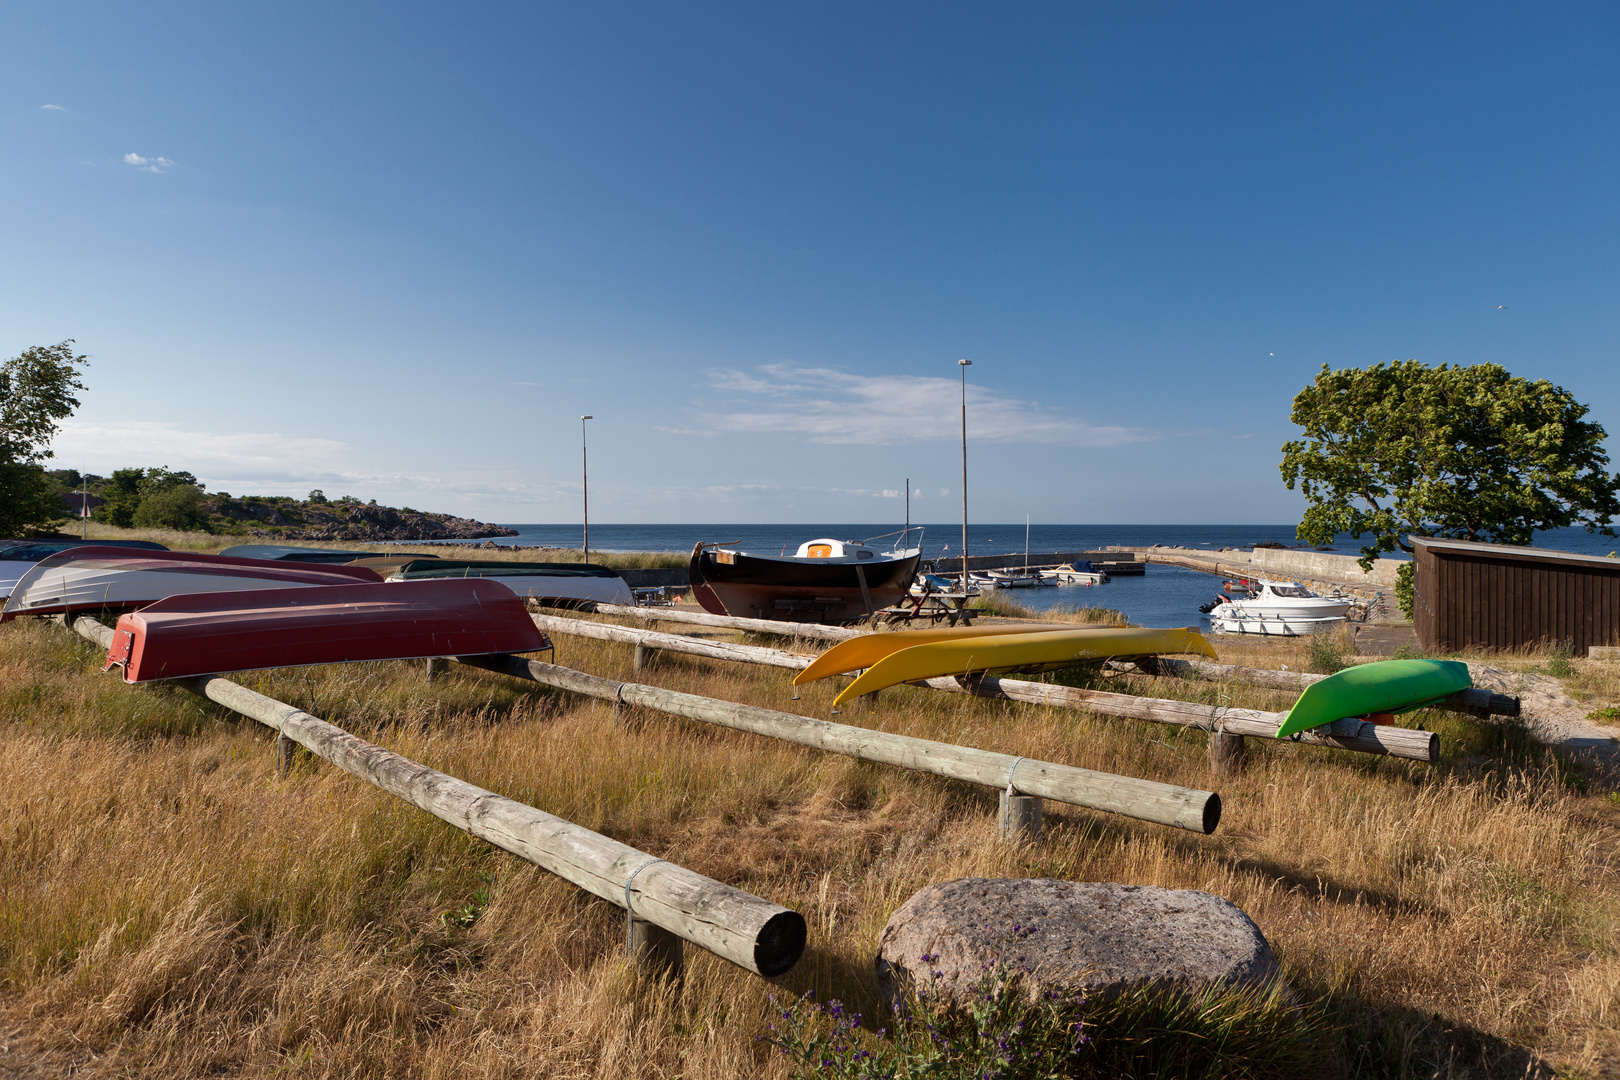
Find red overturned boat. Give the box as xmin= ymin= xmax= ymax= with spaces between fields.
xmin=104 ymin=578 xmax=551 ymax=683
xmin=1 ymin=547 xmax=381 ymax=622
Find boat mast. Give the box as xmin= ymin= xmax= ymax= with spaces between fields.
xmin=959 ymin=359 xmax=972 ymax=588
xmin=1025 ymin=514 xmax=1029 ymax=573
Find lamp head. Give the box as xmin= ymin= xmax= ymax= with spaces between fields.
xmin=958 ymin=359 xmax=972 ymax=366
xmin=581 ymin=415 xmax=593 ymax=421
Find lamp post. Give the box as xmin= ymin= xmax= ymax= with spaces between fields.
xmin=958 ymin=359 xmax=972 ymax=589
xmin=581 ymin=415 xmax=593 ymax=564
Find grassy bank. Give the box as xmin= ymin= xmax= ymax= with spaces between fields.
xmin=2 ymin=603 xmax=1618 ymax=1076
xmin=58 ymin=523 xmax=688 ymax=569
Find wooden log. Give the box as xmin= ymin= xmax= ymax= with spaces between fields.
xmin=531 ymin=612 xmax=813 ymax=671
xmin=533 ymin=614 xmax=1437 ymax=762
xmin=65 ymin=616 xmax=805 ymax=978
xmin=457 ymin=653 xmax=1221 ymax=834
xmin=593 ymin=604 xmax=861 ymax=642
xmin=927 ymin=674 xmax=1438 ymax=762
xmin=1109 ymin=656 xmax=1520 ymax=717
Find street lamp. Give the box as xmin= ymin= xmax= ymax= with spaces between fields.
xmin=958 ymin=359 xmax=972 ymax=589
xmin=581 ymin=415 xmax=593 ymax=564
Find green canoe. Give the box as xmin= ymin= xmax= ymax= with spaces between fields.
xmin=1275 ymin=659 xmax=1473 ymax=737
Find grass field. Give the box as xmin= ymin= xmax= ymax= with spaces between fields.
xmin=52 ymin=523 xmax=688 ymax=569
xmin=2 ymin=585 xmax=1618 ymax=1075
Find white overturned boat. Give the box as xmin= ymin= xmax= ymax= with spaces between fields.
xmin=1205 ymin=579 xmax=1351 ymax=636
xmin=1 ymin=547 xmax=382 ymax=621
xmin=0 ymin=539 xmax=168 ymax=602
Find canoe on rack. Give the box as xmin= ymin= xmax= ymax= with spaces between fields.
xmin=1275 ymin=659 xmax=1473 ymax=736
xmin=1 ymin=548 xmax=381 ymax=621
xmin=830 ymin=626 xmax=1217 ymax=708
xmin=794 ymin=623 xmax=1113 ymax=686
xmin=104 ymin=578 xmax=550 ymax=682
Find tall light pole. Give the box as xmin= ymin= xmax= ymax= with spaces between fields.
xmin=958 ymin=359 xmax=972 ymax=588
xmin=581 ymin=415 xmax=593 ymax=564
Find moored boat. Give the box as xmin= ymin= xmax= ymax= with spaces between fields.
xmin=104 ymin=579 xmax=549 ymax=682
xmin=1 ymin=548 xmax=381 ymax=622
xmin=382 ymin=558 xmax=634 ymax=608
xmin=1204 ymin=578 xmax=1351 ymax=636
xmin=1042 ymin=561 xmax=1109 ymax=585
xmin=688 ymin=535 xmax=922 ymax=623
xmin=219 ymin=543 xmax=439 ymax=564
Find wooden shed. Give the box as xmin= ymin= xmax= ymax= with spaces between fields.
xmin=1411 ymin=536 xmax=1620 ymax=654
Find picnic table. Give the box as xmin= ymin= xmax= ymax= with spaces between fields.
xmin=874 ymin=590 xmax=979 ymax=627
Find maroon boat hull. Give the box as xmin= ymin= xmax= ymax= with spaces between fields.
xmin=105 ymin=579 xmax=550 ymax=683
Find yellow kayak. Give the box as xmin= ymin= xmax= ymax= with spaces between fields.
xmin=830 ymin=626 xmax=1217 ymax=708
xmin=794 ymin=623 xmax=1100 ymax=685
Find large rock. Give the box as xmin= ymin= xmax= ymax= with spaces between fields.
xmin=876 ymin=878 xmax=1282 ymax=1009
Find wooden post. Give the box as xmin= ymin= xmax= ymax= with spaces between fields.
xmin=425 ymin=657 xmax=446 ymax=681
xmin=999 ymin=791 xmax=1041 ymax=843
xmin=274 ymin=732 xmax=296 ymax=776
xmin=65 ymin=616 xmax=806 ymax=979
xmin=1208 ymin=729 xmax=1245 ymax=775
xmin=633 ymin=644 xmax=651 ymax=674
xmin=629 ymin=918 xmax=684 ymax=979
xmin=458 ymin=653 xmax=1222 ymax=834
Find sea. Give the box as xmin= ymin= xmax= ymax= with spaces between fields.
xmin=440 ymin=523 xmax=1620 ymax=631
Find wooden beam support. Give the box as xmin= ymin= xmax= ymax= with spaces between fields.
xmin=1108 ymin=656 xmax=1520 ymax=718
xmin=593 ymin=604 xmax=860 ymax=643
xmin=457 ymin=653 xmax=1222 ymax=834
xmin=535 ymin=614 xmax=1438 ymax=762
xmin=65 ymin=616 xmax=805 ymax=979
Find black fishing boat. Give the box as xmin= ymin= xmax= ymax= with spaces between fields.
xmin=688 ymin=534 xmax=923 ymax=623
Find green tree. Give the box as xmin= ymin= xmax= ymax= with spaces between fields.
xmin=1281 ymin=361 xmax=1620 ymax=598
xmin=96 ymin=468 xmax=147 ymax=528
xmin=132 ymin=484 xmax=210 ymax=531
xmin=0 ymin=341 xmax=89 ymax=535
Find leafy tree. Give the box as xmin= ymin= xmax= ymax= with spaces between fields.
xmin=96 ymin=468 xmax=148 ymax=528
xmin=132 ymin=483 xmax=210 ymax=531
xmin=0 ymin=341 xmax=89 ymax=535
xmin=1282 ymin=361 xmax=1620 ymax=613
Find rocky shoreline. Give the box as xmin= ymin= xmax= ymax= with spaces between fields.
xmin=205 ymin=495 xmax=519 ymax=542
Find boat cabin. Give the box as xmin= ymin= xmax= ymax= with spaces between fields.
xmin=1257 ymin=579 xmax=1317 ymax=598
xmin=793 ymin=538 xmax=878 ymax=561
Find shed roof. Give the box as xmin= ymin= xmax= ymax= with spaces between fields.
xmin=1409 ymin=535 xmax=1620 ymax=571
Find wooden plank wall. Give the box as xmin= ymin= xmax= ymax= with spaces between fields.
xmin=1416 ymin=548 xmax=1620 ymax=653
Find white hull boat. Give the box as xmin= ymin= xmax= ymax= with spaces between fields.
xmin=1208 ymin=612 xmax=1348 ymax=636
xmin=1204 ymin=578 xmax=1352 ymax=637
xmin=382 ymin=560 xmax=635 ymax=608
xmin=1 ymin=548 xmax=380 ymax=621
xmin=1041 ymin=561 xmax=1109 ymax=585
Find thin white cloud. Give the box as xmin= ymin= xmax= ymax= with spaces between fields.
xmin=123 ymin=153 xmax=174 ymax=173
xmin=41 ymin=104 xmax=67 ymax=112
xmin=673 ymin=363 xmax=1157 ymax=447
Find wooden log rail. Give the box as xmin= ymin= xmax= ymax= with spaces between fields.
xmin=64 ymin=615 xmax=805 ymax=979
xmin=593 ymin=604 xmax=861 ymax=642
xmin=456 ymin=653 xmax=1222 ymax=835
xmin=1111 ymin=657 xmax=1520 ymax=718
xmin=540 ymin=614 xmax=1439 ymax=763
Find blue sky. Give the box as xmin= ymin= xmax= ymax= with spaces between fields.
xmin=4 ymin=3 xmax=1618 ymax=525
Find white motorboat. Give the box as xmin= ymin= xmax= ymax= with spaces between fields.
xmin=984 ymin=569 xmax=1050 ymax=589
xmin=1042 ymin=561 xmax=1109 ymax=585
xmin=1204 ymin=578 xmax=1351 ymax=636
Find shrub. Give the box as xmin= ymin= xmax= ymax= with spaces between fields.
xmin=1394 ymin=561 xmax=1415 ymax=620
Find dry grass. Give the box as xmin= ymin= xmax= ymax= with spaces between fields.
xmin=3 ymin=607 xmax=1619 ymax=1077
